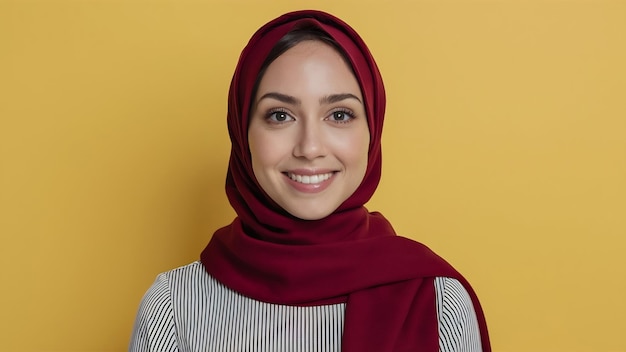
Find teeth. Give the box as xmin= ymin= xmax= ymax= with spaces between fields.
xmin=288 ymin=172 xmax=333 ymax=184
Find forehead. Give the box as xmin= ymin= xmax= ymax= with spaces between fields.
xmin=274 ymin=39 xmax=347 ymax=64
xmin=256 ymin=40 xmax=362 ymax=98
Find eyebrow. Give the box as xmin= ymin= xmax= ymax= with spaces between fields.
xmin=255 ymin=92 xmax=362 ymax=107
xmin=320 ymin=93 xmax=362 ymax=105
xmin=256 ymin=92 xmax=301 ymax=106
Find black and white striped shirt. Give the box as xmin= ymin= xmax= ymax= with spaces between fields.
xmin=130 ymin=262 xmax=481 ymax=351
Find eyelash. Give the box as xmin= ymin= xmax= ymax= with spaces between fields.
xmin=264 ymin=108 xmax=357 ymax=125
xmin=265 ymin=108 xmax=293 ymax=124
xmin=327 ymin=108 xmax=356 ymax=124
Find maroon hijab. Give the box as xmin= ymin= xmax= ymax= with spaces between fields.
xmin=201 ymin=10 xmax=490 ymax=351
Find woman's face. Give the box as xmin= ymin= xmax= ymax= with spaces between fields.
xmin=248 ymin=40 xmax=370 ymax=220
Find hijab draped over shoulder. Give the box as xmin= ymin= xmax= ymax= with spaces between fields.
xmin=201 ymin=10 xmax=491 ymax=351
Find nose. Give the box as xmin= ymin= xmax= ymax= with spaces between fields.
xmin=293 ymin=121 xmax=327 ymax=160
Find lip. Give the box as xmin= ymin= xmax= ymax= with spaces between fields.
xmin=286 ymin=168 xmax=335 ymax=176
xmin=283 ymin=169 xmax=336 ymax=193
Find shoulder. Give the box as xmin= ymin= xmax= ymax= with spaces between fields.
xmin=129 ymin=261 xmax=225 ymax=352
xmin=434 ymin=277 xmax=483 ymax=352
xmin=129 ymin=265 xmax=191 ymax=351
xmin=143 ymin=261 xmax=226 ymax=316
xmin=159 ymin=261 xmax=212 ymax=289
xmin=129 ymin=261 xmax=222 ymax=352
xmin=136 ymin=262 xmax=212 ymax=306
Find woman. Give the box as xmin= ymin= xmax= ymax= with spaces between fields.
xmin=130 ymin=10 xmax=491 ymax=352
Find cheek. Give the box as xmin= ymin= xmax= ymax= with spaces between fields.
xmin=333 ymin=127 xmax=370 ymax=172
xmin=354 ymin=136 xmax=371 ymax=172
xmin=248 ymin=130 xmax=265 ymax=175
xmin=248 ymin=129 xmax=283 ymax=174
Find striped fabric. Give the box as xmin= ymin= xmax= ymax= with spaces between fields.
xmin=130 ymin=262 xmax=481 ymax=352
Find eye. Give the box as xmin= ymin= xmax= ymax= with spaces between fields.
xmin=328 ymin=109 xmax=355 ymax=123
xmin=267 ymin=109 xmax=294 ymax=123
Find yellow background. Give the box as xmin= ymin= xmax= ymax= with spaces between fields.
xmin=1 ymin=0 xmax=625 ymax=351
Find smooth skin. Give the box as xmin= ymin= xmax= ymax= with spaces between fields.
xmin=248 ymin=40 xmax=370 ymax=220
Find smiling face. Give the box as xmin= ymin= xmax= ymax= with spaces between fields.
xmin=248 ymin=40 xmax=370 ymax=220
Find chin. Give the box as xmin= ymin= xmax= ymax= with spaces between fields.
xmin=289 ymin=210 xmax=332 ymax=221
xmin=283 ymin=203 xmax=337 ymax=221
